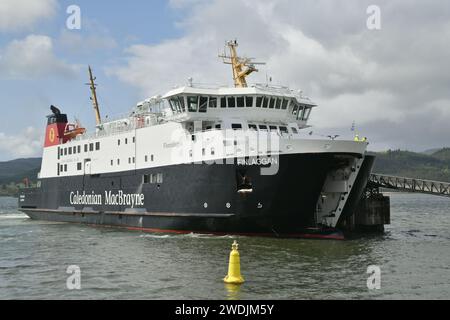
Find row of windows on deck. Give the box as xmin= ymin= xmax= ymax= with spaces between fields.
xmin=169 ymin=95 xmax=311 ymax=116
xmin=110 ymin=155 xmax=155 ymax=166
xmin=57 ymin=162 xmax=82 ymax=175
xmin=117 ymin=137 xmax=135 ymax=146
xmin=58 ymin=142 xmax=100 ymax=159
xmin=58 ymin=137 xmax=138 ymax=161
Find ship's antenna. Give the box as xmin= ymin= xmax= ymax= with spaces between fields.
xmin=87 ymin=66 xmax=102 ymax=125
xmin=218 ymin=40 xmax=265 ymax=88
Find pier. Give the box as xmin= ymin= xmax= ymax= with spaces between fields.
xmin=368 ymin=174 xmax=450 ymax=197
xmin=339 ymin=171 xmax=450 ymax=234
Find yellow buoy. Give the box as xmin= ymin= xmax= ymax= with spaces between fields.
xmin=224 ymin=240 xmax=244 ymax=284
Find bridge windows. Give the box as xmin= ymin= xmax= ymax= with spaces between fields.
xmin=297 ymin=105 xmax=304 ymax=120
xmin=292 ymin=104 xmax=299 ymax=117
xmin=248 ymin=124 xmax=257 ymax=131
xmin=187 ymin=96 xmax=198 ymax=112
xmin=209 ymin=97 xmax=217 ymax=108
xmin=259 ymin=125 xmax=268 ymax=132
xmin=199 ymin=96 xmax=208 ymax=113
xmin=280 ymin=126 xmax=288 ymax=134
xmin=262 ymin=97 xmax=269 ymax=108
xmin=237 ymin=96 xmax=245 ymax=108
xmin=246 ymin=96 xmax=253 ymax=107
xmin=232 ymin=123 xmax=243 ymax=130
xmin=294 ymin=105 xmax=312 ymax=121
xmin=256 ymin=97 xmax=262 ymax=108
xmin=227 ymin=96 xmax=236 ymax=108
xmin=169 ymin=97 xmax=181 ymax=113
xmin=269 ymin=97 xmax=275 ymax=109
xmin=179 ymin=96 xmax=186 ymax=112
xmin=275 ymin=98 xmax=282 ymax=109
xmin=167 ymin=94 xmax=295 ymax=114
xmin=303 ymin=106 xmax=312 ymax=120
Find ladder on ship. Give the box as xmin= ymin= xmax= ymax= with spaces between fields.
xmin=368 ymin=174 xmax=450 ymax=197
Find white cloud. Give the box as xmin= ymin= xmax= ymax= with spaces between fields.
xmin=0 ymin=0 xmax=57 ymax=32
xmin=109 ymin=0 xmax=450 ymax=150
xmin=0 ymin=127 xmax=43 ymax=159
xmin=0 ymin=34 xmax=79 ymax=79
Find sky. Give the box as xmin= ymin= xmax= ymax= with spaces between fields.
xmin=0 ymin=0 xmax=449 ymax=160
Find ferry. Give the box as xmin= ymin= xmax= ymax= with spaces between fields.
xmin=18 ymin=41 xmax=374 ymax=239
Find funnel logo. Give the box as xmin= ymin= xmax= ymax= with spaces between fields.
xmin=48 ymin=128 xmax=56 ymax=143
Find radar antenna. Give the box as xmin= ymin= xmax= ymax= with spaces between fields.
xmin=86 ymin=66 xmax=102 ymax=125
xmin=219 ymin=40 xmax=265 ymax=88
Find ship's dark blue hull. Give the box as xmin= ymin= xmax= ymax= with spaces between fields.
xmin=19 ymin=154 xmax=372 ymax=239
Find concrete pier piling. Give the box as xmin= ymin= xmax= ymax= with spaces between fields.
xmin=339 ymin=191 xmax=391 ymax=233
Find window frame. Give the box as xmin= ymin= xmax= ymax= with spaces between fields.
xmin=275 ymin=98 xmax=282 ymax=109
xmin=220 ymin=97 xmax=226 ymax=108
xmin=245 ymin=96 xmax=253 ymax=107
xmin=236 ymin=96 xmax=245 ymax=108
xmin=199 ymin=96 xmax=208 ymax=113
xmin=268 ymin=97 xmax=275 ymax=109
xmin=187 ymin=96 xmax=199 ymax=112
xmin=256 ymin=96 xmax=262 ymax=108
xmin=262 ymin=96 xmax=268 ymax=108
xmin=209 ymin=96 xmax=217 ymax=108
xmin=227 ymin=96 xmax=236 ymax=108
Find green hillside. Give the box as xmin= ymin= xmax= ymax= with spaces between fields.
xmin=370 ymin=149 xmax=450 ymax=182
xmin=0 ymin=158 xmax=41 ymax=196
xmin=430 ymin=148 xmax=450 ymax=161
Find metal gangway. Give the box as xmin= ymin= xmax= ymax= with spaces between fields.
xmin=369 ymin=174 xmax=450 ymax=197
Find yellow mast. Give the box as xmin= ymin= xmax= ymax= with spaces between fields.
xmin=219 ymin=40 xmax=264 ymax=88
xmin=88 ymin=66 xmax=102 ymax=125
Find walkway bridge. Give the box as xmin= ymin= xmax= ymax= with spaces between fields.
xmin=368 ymin=174 xmax=450 ymax=198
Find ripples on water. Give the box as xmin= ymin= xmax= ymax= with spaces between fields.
xmin=0 ymin=194 xmax=449 ymax=300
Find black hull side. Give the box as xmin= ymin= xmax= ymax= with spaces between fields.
xmin=19 ymin=153 xmax=369 ymax=238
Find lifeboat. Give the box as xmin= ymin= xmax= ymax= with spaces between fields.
xmin=64 ymin=123 xmax=86 ymax=141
